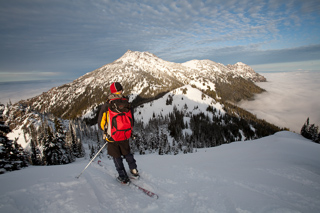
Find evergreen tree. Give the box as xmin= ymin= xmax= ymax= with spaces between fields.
xmin=166 ymin=95 xmax=173 ymax=105
xmin=301 ymin=118 xmax=312 ymax=140
xmin=301 ymin=117 xmax=319 ymax=143
xmin=31 ymin=133 xmax=44 ymax=165
xmin=89 ymin=145 xmax=95 ymax=159
xmin=309 ymin=124 xmax=319 ymax=142
xmin=0 ymin=132 xmax=28 ymax=174
xmin=43 ymin=126 xmax=60 ymax=165
xmin=56 ymin=118 xmax=74 ymax=164
xmin=68 ymin=122 xmax=78 ymax=157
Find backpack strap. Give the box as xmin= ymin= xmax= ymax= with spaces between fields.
xmin=109 ymin=99 xmax=121 ymax=113
xmin=108 ymin=97 xmax=130 ymax=113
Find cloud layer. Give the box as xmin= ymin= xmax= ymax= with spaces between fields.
xmin=0 ymin=0 xmax=319 ymax=81
xmin=239 ymin=71 xmax=320 ymax=133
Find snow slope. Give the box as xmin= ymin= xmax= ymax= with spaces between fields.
xmin=134 ymin=85 xmax=224 ymax=126
xmin=0 ymin=131 xmax=320 ymax=213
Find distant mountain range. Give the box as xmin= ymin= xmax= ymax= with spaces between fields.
xmin=16 ymin=50 xmax=266 ymax=120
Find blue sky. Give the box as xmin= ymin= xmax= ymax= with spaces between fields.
xmin=0 ymin=0 xmax=319 ymax=82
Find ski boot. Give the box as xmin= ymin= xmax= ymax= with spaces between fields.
xmin=130 ymin=169 xmax=140 ymax=180
xmin=117 ymin=176 xmax=130 ymax=185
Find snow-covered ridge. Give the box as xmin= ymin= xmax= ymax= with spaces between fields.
xmin=227 ymin=62 xmax=266 ymax=82
xmin=182 ymin=59 xmax=229 ymax=74
xmin=135 ymin=85 xmax=224 ymax=125
xmin=114 ymin=50 xmax=266 ymax=83
xmin=0 ymin=131 xmax=319 ymax=212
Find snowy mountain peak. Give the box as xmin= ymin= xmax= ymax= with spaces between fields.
xmin=120 ymin=49 xmax=153 ymax=60
xmin=235 ymin=62 xmax=246 ymax=65
xmin=182 ymin=59 xmax=230 ymax=74
xmin=115 ymin=50 xmax=166 ymax=66
xmin=227 ymin=62 xmax=266 ymax=82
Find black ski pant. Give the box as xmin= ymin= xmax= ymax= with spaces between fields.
xmin=113 ymin=153 xmax=137 ymax=178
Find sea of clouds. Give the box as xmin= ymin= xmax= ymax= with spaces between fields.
xmin=239 ymin=71 xmax=320 ymax=133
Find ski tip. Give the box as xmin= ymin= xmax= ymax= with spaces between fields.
xmin=152 ymin=194 xmax=159 ymax=199
xmin=149 ymin=194 xmax=159 ymax=199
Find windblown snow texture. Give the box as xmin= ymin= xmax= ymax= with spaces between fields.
xmin=0 ymin=131 xmax=319 ymax=213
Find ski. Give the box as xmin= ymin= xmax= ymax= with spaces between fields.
xmin=97 ymin=160 xmax=159 ymax=199
xmin=130 ymin=176 xmax=140 ymax=180
xmin=129 ymin=181 xmax=159 ymax=199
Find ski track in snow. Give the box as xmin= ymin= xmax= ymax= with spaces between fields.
xmin=1 ymin=132 xmax=320 ymax=213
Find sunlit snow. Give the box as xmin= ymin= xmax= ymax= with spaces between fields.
xmin=0 ymin=131 xmax=319 ymax=213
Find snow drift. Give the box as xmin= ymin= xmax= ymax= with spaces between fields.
xmin=0 ymin=131 xmax=319 ymax=213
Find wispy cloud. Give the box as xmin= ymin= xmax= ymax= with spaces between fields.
xmin=0 ymin=71 xmax=64 ymax=82
xmin=0 ymin=0 xmax=319 ymax=81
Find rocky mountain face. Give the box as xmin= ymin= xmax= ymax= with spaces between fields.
xmin=13 ymin=50 xmax=266 ymax=122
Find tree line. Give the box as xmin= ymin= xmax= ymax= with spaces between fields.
xmin=0 ymin=105 xmax=89 ymax=174
xmin=130 ymin=103 xmax=281 ymax=155
xmin=0 ymin=104 xmax=28 ymax=173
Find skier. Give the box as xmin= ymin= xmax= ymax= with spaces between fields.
xmin=98 ymin=82 xmax=139 ymax=184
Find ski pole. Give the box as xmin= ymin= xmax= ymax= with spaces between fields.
xmin=76 ymin=141 xmax=108 ymax=179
